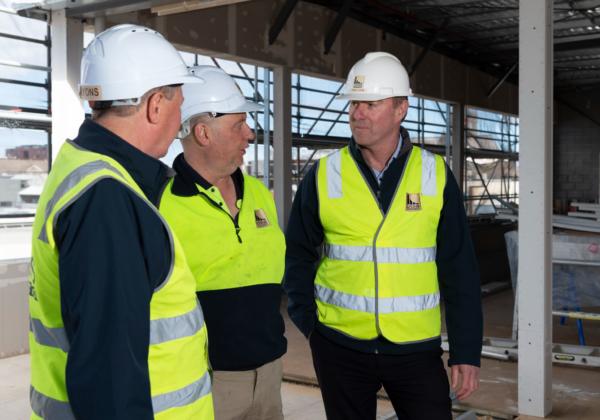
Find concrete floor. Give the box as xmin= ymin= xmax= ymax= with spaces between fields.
xmin=0 ymin=354 xmax=396 ymax=420
xmin=282 ymin=290 xmax=600 ymax=420
xmin=1 ymin=290 xmax=599 ymax=419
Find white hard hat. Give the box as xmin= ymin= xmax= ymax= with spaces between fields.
xmin=179 ymin=65 xmax=262 ymax=137
xmin=79 ymin=24 xmax=203 ymax=105
xmin=337 ymin=52 xmax=412 ymax=101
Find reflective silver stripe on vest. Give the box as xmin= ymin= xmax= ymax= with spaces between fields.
xmin=30 ymin=317 xmax=70 ymax=352
xmin=315 ymin=284 xmax=440 ymax=314
xmin=421 ymin=148 xmax=437 ymax=196
xmin=326 ymin=150 xmax=343 ymax=198
xmin=30 ymin=386 xmax=75 ymax=420
xmin=150 ymin=304 xmax=205 ymax=345
xmin=324 ymin=243 xmax=436 ymax=264
xmin=152 ymin=371 xmax=212 ymax=414
xmin=39 ymin=160 xmax=124 ymax=243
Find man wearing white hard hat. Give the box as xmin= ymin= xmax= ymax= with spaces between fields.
xmin=28 ymin=25 xmax=213 ymax=419
xmin=160 ymin=66 xmax=287 ymax=420
xmin=284 ymin=52 xmax=482 ymax=419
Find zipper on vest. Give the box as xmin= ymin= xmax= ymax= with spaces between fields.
xmin=372 ymin=219 xmax=386 ymax=338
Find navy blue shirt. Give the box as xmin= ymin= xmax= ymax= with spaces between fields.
xmin=55 ymin=119 xmax=172 ymax=419
xmin=284 ymin=127 xmax=483 ymax=367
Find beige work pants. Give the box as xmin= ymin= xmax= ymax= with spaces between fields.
xmin=212 ymin=357 xmax=284 ymax=420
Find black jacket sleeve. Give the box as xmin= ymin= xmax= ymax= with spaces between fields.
xmin=436 ymin=167 xmax=483 ymax=367
xmin=55 ymin=179 xmax=171 ymax=420
xmin=283 ymin=164 xmax=323 ymax=338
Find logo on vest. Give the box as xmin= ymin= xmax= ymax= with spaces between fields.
xmin=406 ymin=193 xmax=422 ymax=211
xmin=254 ymin=208 xmax=270 ymax=228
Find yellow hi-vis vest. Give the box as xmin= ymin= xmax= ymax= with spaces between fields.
xmin=315 ymin=145 xmax=446 ymax=343
xmin=159 ymin=174 xmax=285 ymax=292
xmin=28 ymin=141 xmax=213 ymax=420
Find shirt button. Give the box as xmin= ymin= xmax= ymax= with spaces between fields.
xmin=219 ymin=202 xmax=223 ymax=206
xmin=210 ymin=188 xmax=216 ymax=193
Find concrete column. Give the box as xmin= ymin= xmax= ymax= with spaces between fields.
xmin=451 ymin=102 xmax=465 ymax=191
xmin=272 ymin=66 xmax=292 ymax=229
xmin=51 ymin=9 xmax=84 ymax=162
xmin=518 ymin=0 xmax=553 ymax=417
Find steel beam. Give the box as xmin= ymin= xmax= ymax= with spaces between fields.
xmin=323 ymin=0 xmax=354 ymax=55
xmin=263 ymin=68 xmax=271 ymax=187
xmin=0 ymin=59 xmax=50 ymax=72
xmin=272 ymin=66 xmax=292 ymax=229
xmin=64 ymin=0 xmax=156 ymax=17
xmin=409 ymin=18 xmax=449 ymax=76
xmin=268 ymin=0 xmax=299 ymax=45
xmin=555 ymin=37 xmax=600 ymax=52
xmin=487 ymin=62 xmax=517 ymax=98
xmin=518 ymin=0 xmax=553 ymax=417
xmin=451 ymin=103 xmax=464 ymax=192
xmin=0 ymin=31 xmax=48 ymax=45
xmin=479 ymin=36 xmax=600 ymax=58
xmin=0 ymin=78 xmax=47 ymax=88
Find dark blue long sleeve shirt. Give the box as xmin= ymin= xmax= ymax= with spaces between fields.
xmin=54 ymin=119 xmax=172 ymax=419
xmin=284 ymin=128 xmax=483 ymax=366
xmin=166 ymin=154 xmax=287 ymax=371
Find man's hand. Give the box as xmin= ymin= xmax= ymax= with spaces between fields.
xmin=450 ymin=364 xmax=480 ymax=400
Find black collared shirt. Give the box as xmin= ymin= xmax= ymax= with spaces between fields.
xmin=284 ymin=127 xmax=483 ymax=366
xmin=170 ymin=153 xmax=244 ymax=210
xmin=55 ymin=118 xmax=173 ymax=420
xmin=166 ymin=154 xmax=287 ymax=371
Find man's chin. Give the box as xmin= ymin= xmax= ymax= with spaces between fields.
xmin=352 ymin=135 xmax=369 ymax=146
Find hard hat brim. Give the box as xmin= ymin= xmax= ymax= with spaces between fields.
xmin=335 ymin=91 xmax=412 ymax=101
xmin=228 ymin=100 xmax=263 ymax=113
xmin=174 ymin=73 xmax=206 ymax=85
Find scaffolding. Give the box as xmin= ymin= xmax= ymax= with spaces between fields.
xmin=0 ymin=8 xmax=50 ymax=217
xmin=464 ymin=107 xmax=519 ymax=216
xmin=0 ymin=13 xmax=521 ymax=217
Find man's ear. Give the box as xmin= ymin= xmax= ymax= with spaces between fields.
xmin=396 ymin=98 xmax=409 ymax=122
xmin=193 ymin=122 xmax=210 ymax=147
xmin=146 ymin=91 xmax=163 ymax=124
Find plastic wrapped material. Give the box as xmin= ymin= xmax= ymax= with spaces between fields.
xmin=504 ymin=230 xmax=600 ymax=309
xmin=504 ymin=230 xmax=518 ymax=292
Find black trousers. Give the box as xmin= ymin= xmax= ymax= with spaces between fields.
xmin=310 ymin=330 xmax=452 ymax=420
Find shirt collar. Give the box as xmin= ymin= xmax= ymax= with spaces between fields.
xmin=171 ymin=153 xmax=244 ymax=199
xmin=73 ymin=118 xmax=173 ymax=205
xmin=349 ymin=125 xmax=413 ymax=169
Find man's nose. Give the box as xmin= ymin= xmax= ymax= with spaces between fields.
xmin=244 ymin=123 xmax=254 ymax=142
